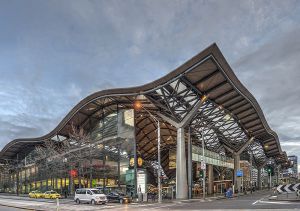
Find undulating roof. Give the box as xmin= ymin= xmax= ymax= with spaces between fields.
xmin=0 ymin=43 xmax=288 ymax=166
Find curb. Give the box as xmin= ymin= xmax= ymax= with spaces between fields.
xmin=269 ymin=198 xmax=300 ymax=202
xmin=0 ymin=203 xmax=47 ymax=211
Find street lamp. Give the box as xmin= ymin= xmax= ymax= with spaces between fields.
xmin=201 ymin=126 xmax=206 ymax=200
xmin=134 ymin=100 xmax=162 ymax=203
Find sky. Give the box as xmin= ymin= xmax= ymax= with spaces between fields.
xmin=0 ymin=0 xmax=300 ymax=169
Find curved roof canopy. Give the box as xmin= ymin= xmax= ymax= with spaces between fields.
xmin=0 ymin=43 xmax=288 ymax=167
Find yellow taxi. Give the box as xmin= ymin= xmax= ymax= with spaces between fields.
xmin=43 ymin=190 xmax=61 ymax=199
xmin=28 ymin=190 xmax=44 ymax=198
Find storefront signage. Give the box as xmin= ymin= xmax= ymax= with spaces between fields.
xmin=137 ymin=169 xmax=146 ymax=194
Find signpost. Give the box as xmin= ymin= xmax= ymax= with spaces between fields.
xmin=236 ymin=170 xmax=243 ymax=177
xmin=236 ymin=170 xmax=243 ymax=194
xmin=201 ymin=161 xmax=206 ymax=170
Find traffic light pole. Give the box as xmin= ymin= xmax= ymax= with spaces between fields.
xmin=269 ymin=172 xmax=271 ymax=189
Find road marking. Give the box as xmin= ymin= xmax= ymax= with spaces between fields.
xmin=259 ymin=200 xmax=297 ymax=205
xmin=252 ymin=199 xmax=300 ymax=205
xmin=140 ymin=203 xmax=181 ymax=210
xmin=251 ymin=194 xmax=272 ymax=205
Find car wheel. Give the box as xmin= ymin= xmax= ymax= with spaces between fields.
xmin=76 ymin=198 xmax=80 ymax=204
xmin=120 ymin=199 xmax=123 ymax=204
xmin=91 ymin=199 xmax=96 ymax=205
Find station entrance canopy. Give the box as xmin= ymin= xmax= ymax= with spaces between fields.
xmin=0 ymin=43 xmax=288 ymax=168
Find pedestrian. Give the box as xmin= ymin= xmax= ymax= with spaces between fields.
xmin=227 ymin=187 xmax=233 ymax=198
xmin=224 ymin=188 xmax=227 ymax=197
xmin=153 ymin=192 xmax=156 ymax=201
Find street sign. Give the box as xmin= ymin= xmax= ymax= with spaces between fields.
xmin=277 ymin=184 xmax=300 ymax=193
xmin=236 ymin=170 xmax=243 ymax=177
xmin=201 ymin=162 xmax=206 ymax=170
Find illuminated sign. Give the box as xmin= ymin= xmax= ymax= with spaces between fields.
xmin=129 ymin=157 xmax=144 ymax=167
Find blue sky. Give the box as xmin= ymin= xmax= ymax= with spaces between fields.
xmin=0 ymin=0 xmax=300 ymax=167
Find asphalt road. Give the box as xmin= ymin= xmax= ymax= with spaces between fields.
xmin=0 ymin=190 xmax=300 ymax=210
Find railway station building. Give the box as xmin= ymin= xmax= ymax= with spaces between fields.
xmin=0 ymin=44 xmax=289 ymax=199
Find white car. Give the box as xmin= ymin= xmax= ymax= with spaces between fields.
xmin=74 ymin=188 xmax=107 ymax=205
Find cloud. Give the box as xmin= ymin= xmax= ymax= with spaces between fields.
xmin=0 ymin=0 xmax=300 ymax=166
xmin=233 ymin=26 xmax=300 ymax=138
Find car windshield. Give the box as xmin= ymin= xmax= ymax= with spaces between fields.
xmin=116 ymin=190 xmax=125 ymax=196
xmin=91 ymin=189 xmax=102 ymax=194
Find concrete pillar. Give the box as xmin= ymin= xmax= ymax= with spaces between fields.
xmin=207 ymin=164 xmax=214 ymax=195
xmin=187 ymin=129 xmax=193 ymax=199
xmin=176 ymin=127 xmax=188 ymax=199
xmin=233 ymin=154 xmax=240 ymax=192
xmin=258 ymin=168 xmax=261 ymax=190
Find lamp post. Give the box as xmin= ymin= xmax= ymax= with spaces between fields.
xmin=134 ymin=101 xmax=162 ymax=203
xmin=201 ymin=126 xmax=205 ymax=200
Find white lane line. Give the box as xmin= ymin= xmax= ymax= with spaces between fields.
xmin=252 ymin=198 xmax=300 ymax=205
xmin=259 ymin=200 xmax=300 ymax=205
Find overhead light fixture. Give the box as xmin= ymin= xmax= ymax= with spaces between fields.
xmin=134 ymin=100 xmax=142 ymax=110
xmin=224 ymin=114 xmax=231 ymax=121
xmin=201 ymin=95 xmax=207 ymax=102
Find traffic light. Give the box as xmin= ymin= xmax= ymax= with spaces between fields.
xmin=265 ymin=166 xmax=274 ymax=176
xmin=199 ymin=170 xmax=204 ymax=178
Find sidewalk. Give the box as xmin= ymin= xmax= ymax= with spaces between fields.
xmin=0 ymin=190 xmax=264 ymax=211
xmin=131 ymin=193 xmax=232 ymax=205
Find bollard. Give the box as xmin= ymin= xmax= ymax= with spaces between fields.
xmin=56 ymin=198 xmax=59 ymax=211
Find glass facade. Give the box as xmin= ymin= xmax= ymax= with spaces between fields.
xmin=192 ymin=145 xmax=234 ymax=169
xmin=0 ymin=108 xmax=137 ymax=195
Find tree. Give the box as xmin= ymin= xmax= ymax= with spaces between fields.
xmin=34 ymin=123 xmax=93 ymax=193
